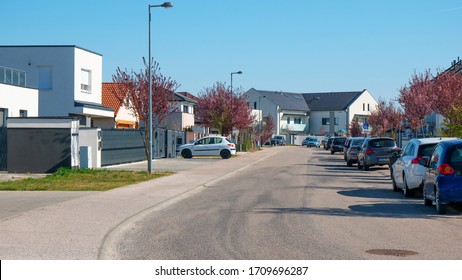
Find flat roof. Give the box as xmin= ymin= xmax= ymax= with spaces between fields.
xmin=0 ymin=45 xmax=102 ymax=57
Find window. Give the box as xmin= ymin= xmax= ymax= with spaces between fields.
xmin=367 ymin=103 xmax=370 ymax=111
xmin=363 ymin=103 xmax=365 ymax=111
xmin=38 ymin=66 xmax=52 ymax=90
xmin=0 ymin=108 xmax=5 ymax=127
xmin=254 ymin=102 xmax=257 ymax=109
xmin=19 ymin=110 xmax=27 ymax=117
xmin=322 ymin=117 xmax=338 ymax=125
xmin=183 ymin=105 xmax=190 ymax=113
xmin=294 ymin=117 xmax=302 ymax=124
xmin=287 ymin=117 xmax=291 ymax=124
xmin=81 ymin=69 xmax=91 ymax=92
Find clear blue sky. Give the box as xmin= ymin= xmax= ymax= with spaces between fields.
xmin=2 ymin=0 xmax=462 ymax=101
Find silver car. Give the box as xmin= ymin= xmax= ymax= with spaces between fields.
xmin=391 ymin=137 xmax=457 ymax=197
xmin=176 ymin=136 xmax=236 ymax=159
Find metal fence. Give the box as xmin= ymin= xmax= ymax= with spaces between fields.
xmin=101 ymin=128 xmax=185 ymax=166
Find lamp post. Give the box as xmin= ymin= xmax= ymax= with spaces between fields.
xmin=230 ymin=71 xmax=242 ymax=95
xmin=148 ymin=2 xmax=172 ymax=174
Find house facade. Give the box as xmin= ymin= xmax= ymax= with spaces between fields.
xmin=0 ymin=66 xmax=39 ymax=125
xmin=245 ymin=88 xmax=377 ymax=139
xmin=0 ymin=45 xmax=113 ymax=127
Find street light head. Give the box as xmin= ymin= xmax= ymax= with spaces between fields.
xmin=161 ymin=2 xmax=173 ymax=8
xmin=237 ymin=71 xmax=243 ymax=74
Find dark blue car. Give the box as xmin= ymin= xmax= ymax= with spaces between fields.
xmin=422 ymin=140 xmax=462 ymax=214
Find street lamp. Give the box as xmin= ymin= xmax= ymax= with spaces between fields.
xmin=230 ymin=71 xmax=243 ymax=95
xmin=148 ymin=2 xmax=172 ymax=174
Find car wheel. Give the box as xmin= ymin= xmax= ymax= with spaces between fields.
xmin=403 ymin=175 xmax=414 ymax=197
xmin=357 ymin=159 xmax=363 ymax=169
xmin=423 ymin=186 xmax=432 ymax=206
xmin=346 ymin=160 xmax=353 ymax=167
xmin=435 ymin=187 xmax=447 ymax=214
xmin=363 ymin=164 xmax=370 ymax=171
xmin=181 ymin=149 xmax=192 ymax=159
xmin=331 ymin=150 xmax=335 ymax=155
xmin=220 ymin=149 xmax=231 ymax=159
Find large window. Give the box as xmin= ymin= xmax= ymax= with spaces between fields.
xmin=81 ymin=69 xmax=91 ymax=92
xmin=294 ymin=117 xmax=302 ymax=124
xmin=0 ymin=66 xmax=26 ymax=87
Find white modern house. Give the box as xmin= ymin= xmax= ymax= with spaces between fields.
xmin=0 ymin=66 xmax=39 ymax=126
xmin=245 ymin=88 xmax=378 ymax=139
xmin=0 ymin=45 xmax=113 ymax=127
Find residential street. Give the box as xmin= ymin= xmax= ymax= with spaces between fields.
xmin=111 ymin=147 xmax=462 ymax=259
xmin=2 ymin=146 xmax=462 ymax=260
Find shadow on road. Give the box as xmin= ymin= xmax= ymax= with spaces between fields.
xmin=251 ymin=202 xmax=459 ymax=219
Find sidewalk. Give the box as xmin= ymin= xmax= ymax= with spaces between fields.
xmin=0 ymin=147 xmax=284 ymax=259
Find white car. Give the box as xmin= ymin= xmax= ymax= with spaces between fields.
xmin=176 ymin=136 xmax=236 ymax=159
xmin=391 ymin=137 xmax=457 ymax=197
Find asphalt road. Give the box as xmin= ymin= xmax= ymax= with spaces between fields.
xmin=113 ymin=147 xmax=462 ymax=260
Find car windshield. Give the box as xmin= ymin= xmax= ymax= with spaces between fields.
xmin=334 ymin=138 xmax=346 ymax=144
xmin=352 ymin=139 xmax=364 ymax=146
xmin=369 ymin=139 xmax=395 ymax=148
xmin=418 ymin=143 xmax=438 ymax=157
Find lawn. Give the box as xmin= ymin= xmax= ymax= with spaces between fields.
xmin=0 ymin=168 xmax=174 ymax=191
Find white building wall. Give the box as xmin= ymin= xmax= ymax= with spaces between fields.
xmin=0 ymin=46 xmax=104 ymax=119
xmin=348 ymin=90 xmax=378 ymax=124
xmin=73 ymin=48 xmax=103 ymax=105
xmin=0 ymin=83 xmax=39 ymax=117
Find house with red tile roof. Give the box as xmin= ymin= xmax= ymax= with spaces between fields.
xmin=102 ymin=82 xmax=139 ymax=129
xmin=102 ymin=83 xmax=199 ymax=131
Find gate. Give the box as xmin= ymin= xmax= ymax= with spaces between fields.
xmin=0 ymin=127 xmax=6 ymax=171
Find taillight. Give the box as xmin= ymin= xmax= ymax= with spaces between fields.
xmin=439 ymin=163 xmax=455 ymax=175
xmin=411 ymin=157 xmax=423 ymax=164
xmin=228 ymin=143 xmax=235 ymax=148
xmin=365 ymin=149 xmax=374 ymax=154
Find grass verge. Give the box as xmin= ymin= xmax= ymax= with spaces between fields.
xmin=0 ymin=168 xmax=174 ymax=191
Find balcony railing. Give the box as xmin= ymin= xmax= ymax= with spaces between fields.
xmin=281 ymin=124 xmax=308 ymax=132
xmin=0 ymin=66 xmax=26 ymax=87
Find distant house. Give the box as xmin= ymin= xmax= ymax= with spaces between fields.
xmin=162 ymin=92 xmax=197 ymax=131
xmin=102 ymin=82 xmax=139 ymax=129
xmin=244 ymin=88 xmax=377 ymax=139
xmin=101 ymin=84 xmax=198 ymax=131
xmin=0 ymin=45 xmax=113 ymax=127
xmin=0 ymin=65 xmax=39 ymax=126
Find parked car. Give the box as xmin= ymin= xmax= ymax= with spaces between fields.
xmin=391 ymin=137 xmax=457 ymax=197
xmin=271 ymin=135 xmax=286 ymax=146
xmin=324 ymin=137 xmax=334 ymax=150
xmin=302 ymin=137 xmax=320 ymax=148
xmin=176 ymin=136 xmax=236 ymax=159
xmin=421 ymin=140 xmax=462 ymax=214
xmin=357 ymin=137 xmax=399 ymax=171
xmin=345 ymin=137 xmax=365 ymax=166
xmin=330 ymin=136 xmax=347 ymax=155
